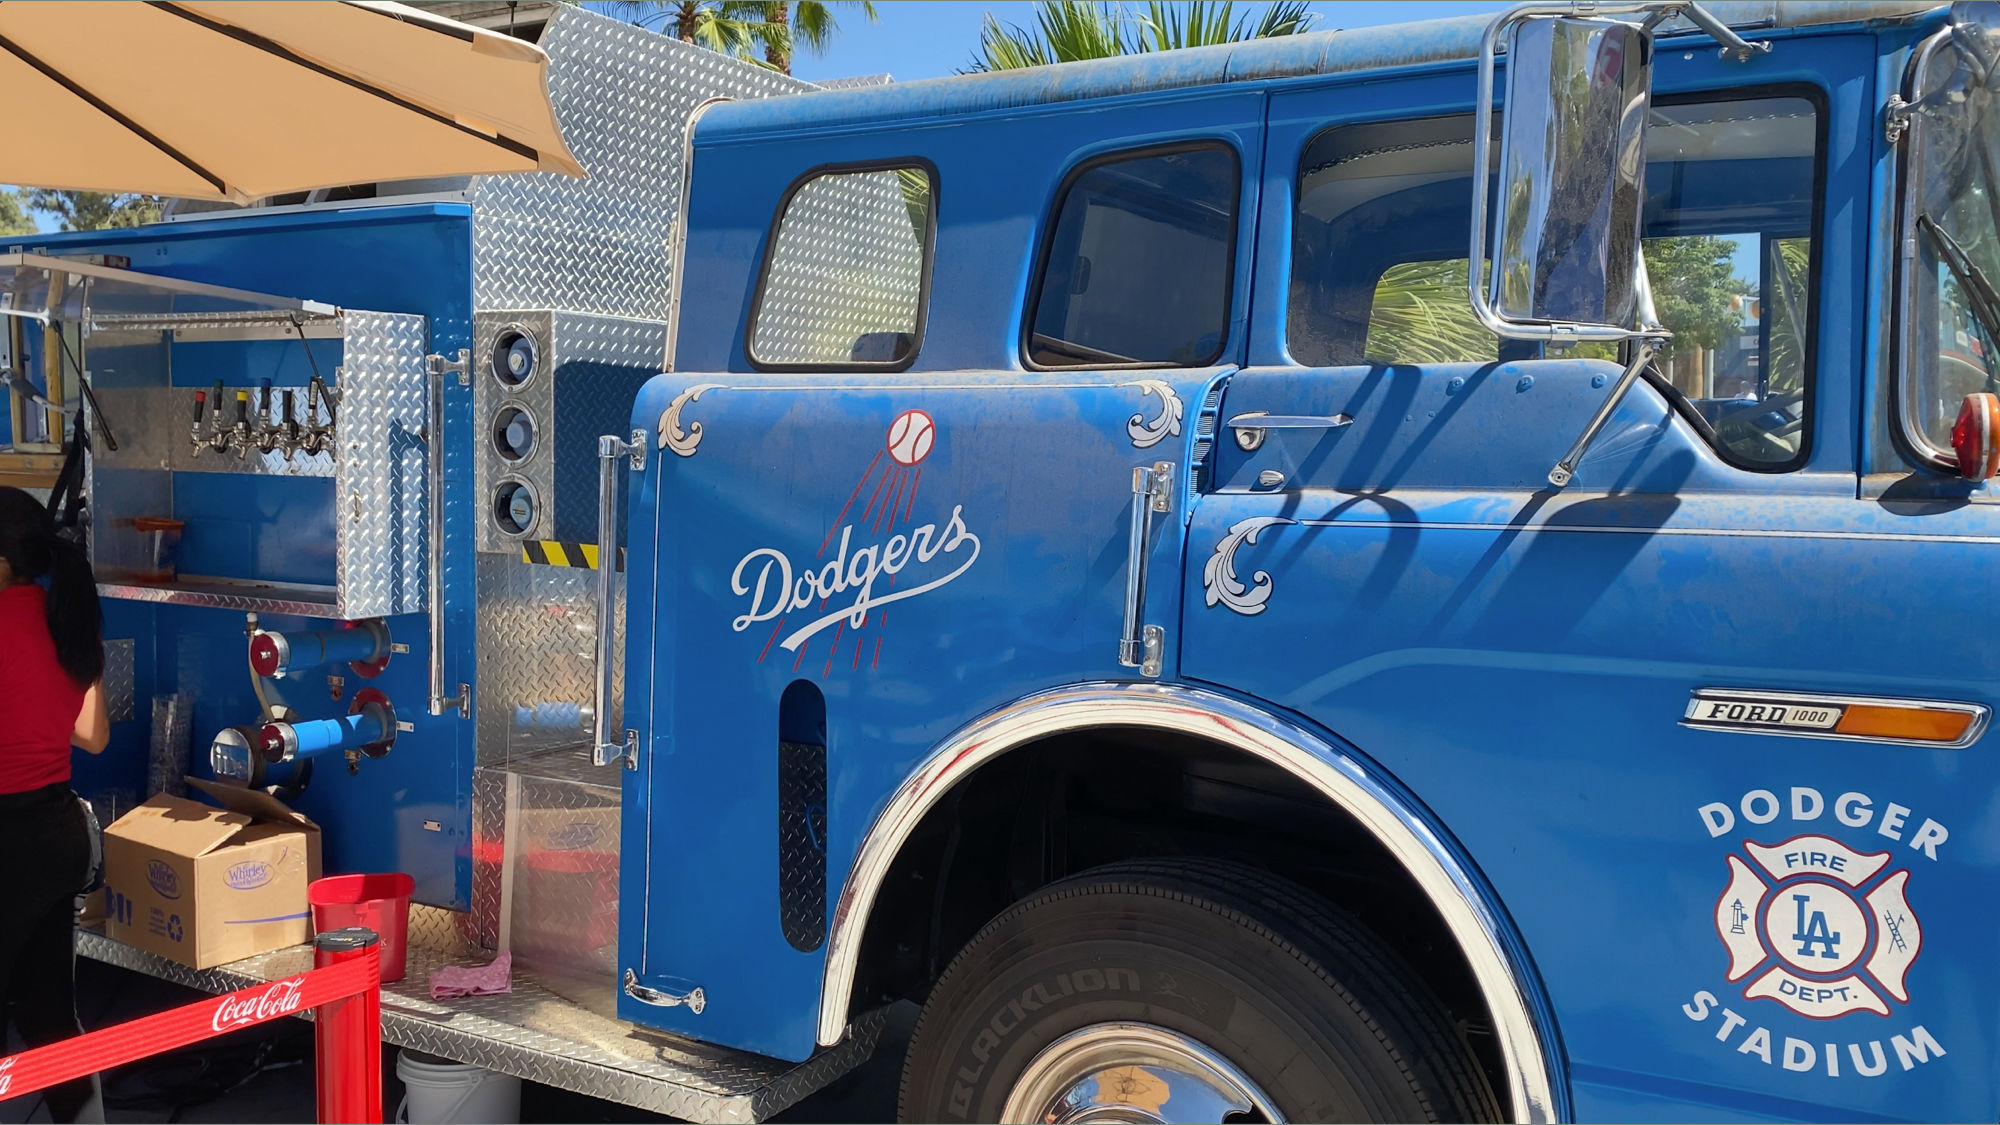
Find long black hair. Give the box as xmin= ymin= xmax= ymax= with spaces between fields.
xmin=0 ymin=486 xmax=102 ymax=688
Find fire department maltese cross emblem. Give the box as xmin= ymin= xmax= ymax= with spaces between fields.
xmin=1715 ymin=835 xmax=1921 ymax=1018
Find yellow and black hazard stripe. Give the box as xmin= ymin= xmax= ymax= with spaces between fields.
xmin=519 ymin=540 xmax=625 ymax=571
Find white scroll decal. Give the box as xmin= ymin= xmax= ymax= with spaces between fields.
xmin=1203 ymin=516 xmax=1292 ymax=615
xmin=659 ymin=383 xmax=723 ymax=458
xmin=1124 ymin=380 xmax=1184 ymax=449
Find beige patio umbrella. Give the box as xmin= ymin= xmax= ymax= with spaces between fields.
xmin=0 ymin=0 xmax=585 ymax=204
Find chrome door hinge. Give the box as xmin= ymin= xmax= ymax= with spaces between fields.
xmin=624 ymin=969 xmax=705 ymax=1013
xmin=1139 ymin=460 xmax=1174 ymax=513
xmin=1885 ymin=95 xmax=1913 ymax=145
xmin=619 ymin=728 xmax=638 ymax=771
xmin=425 ymin=348 xmax=471 ymax=386
xmin=1118 ymin=461 xmax=1174 ymax=678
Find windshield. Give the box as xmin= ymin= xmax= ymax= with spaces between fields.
xmin=1905 ymin=15 xmax=2000 ymax=459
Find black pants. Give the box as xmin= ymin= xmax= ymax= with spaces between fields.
xmin=0 ymin=782 xmax=98 ymax=1123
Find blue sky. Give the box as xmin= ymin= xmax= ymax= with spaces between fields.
xmin=784 ymin=1 xmax=1512 ymax=83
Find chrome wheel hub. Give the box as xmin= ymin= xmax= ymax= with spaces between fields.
xmin=999 ymin=1022 xmax=1283 ymax=1124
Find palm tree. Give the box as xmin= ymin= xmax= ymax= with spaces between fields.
xmin=758 ymin=1 xmax=878 ymax=75
xmin=612 ymin=1 xmax=788 ymax=65
xmin=966 ymin=0 xmax=1316 ymax=72
xmin=1364 ymin=259 xmax=1497 ymax=365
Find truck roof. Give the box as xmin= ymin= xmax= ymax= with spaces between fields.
xmin=698 ymin=1 xmax=1939 ymax=142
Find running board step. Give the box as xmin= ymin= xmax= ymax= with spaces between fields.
xmin=77 ymin=920 xmax=879 ymax=1123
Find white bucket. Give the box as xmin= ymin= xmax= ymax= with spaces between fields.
xmin=395 ymin=1050 xmax=522 ymax=1124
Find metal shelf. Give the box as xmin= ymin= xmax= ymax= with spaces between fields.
xmin=98 ymin=576 xmax=340 ymax=618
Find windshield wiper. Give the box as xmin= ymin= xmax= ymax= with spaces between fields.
xmin=1918 ymin=212 xmax=2000 ymax=369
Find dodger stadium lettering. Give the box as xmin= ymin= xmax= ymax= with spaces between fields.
xmin=1684 ymin=787 xmax=1947 ymax=1078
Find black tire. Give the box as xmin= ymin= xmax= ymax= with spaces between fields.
xmin=899 ymin=859 xmax=1501 ymax=1124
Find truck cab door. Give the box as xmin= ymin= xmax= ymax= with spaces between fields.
xmin=614 ymin=123 xmax=1256 ymax=1058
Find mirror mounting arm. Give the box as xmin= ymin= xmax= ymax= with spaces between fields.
xmin=1667 ymin=3 xmax=1771 ymax=62
xmin=1547 ymin=336 xmax=1661 ymax=487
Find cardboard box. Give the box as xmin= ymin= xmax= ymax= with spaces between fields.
xmin=102 ymin=779 xmax=321 ymax=969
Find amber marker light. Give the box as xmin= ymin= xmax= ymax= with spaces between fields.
xmin=1834 ymin=704 xmax=1979 ymax=744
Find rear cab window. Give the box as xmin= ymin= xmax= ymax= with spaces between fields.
xmin=1026 ymin=144 xmax=1240 ymax=369
xmin=1288 ymin=94 xmax=1822 ymax=471
xmin=748 ymin=162 xmax=936 ymax=370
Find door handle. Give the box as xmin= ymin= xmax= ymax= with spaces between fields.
xmin=623 ymin=969 xmax=706 ymax=1014
xmin=594 ymin=429 xmax=647 ymax=769
xmin=1227 ymin=412 xmax=1352 ymax=451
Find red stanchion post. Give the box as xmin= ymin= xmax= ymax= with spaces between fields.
xmin=312 ymin=927 xmax=383 ymax=1125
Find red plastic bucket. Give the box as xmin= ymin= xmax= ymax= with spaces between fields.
xmin=308 ymin=873 xmax=414 ymax=983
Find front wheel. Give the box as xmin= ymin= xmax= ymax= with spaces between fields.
xmin=898 ymin=859 xmax=1501 ymax=1124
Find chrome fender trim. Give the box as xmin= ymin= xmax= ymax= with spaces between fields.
xmin=816 ymin=681 xmax=1563 ymax=1124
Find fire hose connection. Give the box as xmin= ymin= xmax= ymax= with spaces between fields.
xmin=250 ymin=620 xmax=391 ymax=679
xmin=256 ymin=689 xmax=397 ymax=768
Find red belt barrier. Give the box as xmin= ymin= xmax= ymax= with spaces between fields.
xmin=0 ymin=928 xmax=384 ymax=1124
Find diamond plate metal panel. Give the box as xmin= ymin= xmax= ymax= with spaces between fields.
xmin=777 ymin=742 xmax=828 ymax=953
xmin=473 ymin=554 xmax=619 ymax=769
xmin=333 ymin=310 xmax=431 ymax=618
xmin=75 ymin=925 xmax=881 ymax=1123
xmin=752 ymin=169 xmax=930 ymax=366
xmin=468 ymin=6 xmax=812 ymax=321
xmin=102 ymin=638 xmax=135 ymax=722
xmin=471 ymin=759 xmax=622 ymax=984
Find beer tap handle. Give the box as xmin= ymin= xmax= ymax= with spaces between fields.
xmin=192 ymin=389 xmax=207 ymax=426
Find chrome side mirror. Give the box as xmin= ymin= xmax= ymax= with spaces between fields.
xmin=1468 ymin=2 xmax=1768 ymax=487
xmin=1472 ymin=13 xmax=1652 ymax=340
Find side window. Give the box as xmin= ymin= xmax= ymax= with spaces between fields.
xmin=749 ymin=164 xmax=935 ymax=369
xmin=1290 ymin=96 xmax=1822 ymax=471
xmin=1027 ymin=145 xmax=1240 ymax=368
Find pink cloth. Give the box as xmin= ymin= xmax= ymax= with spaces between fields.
xmin=428 ymin=951 xmax=513 ymax=1000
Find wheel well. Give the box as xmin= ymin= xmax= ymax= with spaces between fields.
xmin=848 ymin=725 xmax=1511 ymax=1103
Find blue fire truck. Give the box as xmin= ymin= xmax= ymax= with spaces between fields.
xmin=8 ymin=1 xmax=1998 ymax=1121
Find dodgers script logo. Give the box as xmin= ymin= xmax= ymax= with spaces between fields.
xmin=732 ymin=409 xmax=980 ymax=673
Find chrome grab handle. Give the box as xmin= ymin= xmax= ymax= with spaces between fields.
xmin=594 ymin=429 xmax=647 ymax=768
xmin=425 ymin=351 xmax=469 ymax=718
xmin=623 ymin=969 xmax=706 ymax=1014
xmin=1118 ymin=462 xmax=1172 ymax=678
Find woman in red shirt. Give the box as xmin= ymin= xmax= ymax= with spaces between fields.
xmin=0 ymin=486 xmax=108 ymax=1123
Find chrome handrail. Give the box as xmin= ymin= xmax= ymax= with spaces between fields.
xmin=594 ymin=429 xmax=647 ymax=768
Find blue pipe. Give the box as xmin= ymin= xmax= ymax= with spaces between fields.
xmin=258 ymin=706 xmax=391 ymax=763
xmin=250 ymin=624 xmax=388 ymax=679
